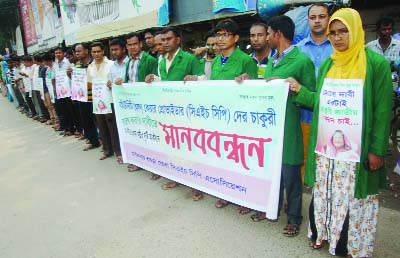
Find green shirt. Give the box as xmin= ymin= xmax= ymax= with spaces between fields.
xmin=294 ymin=49 xmax=392 ymax=198
xmin=265 ymin=46 xmax=316 ymax=165
xmin=124 ymin=51 xmax=158 ymax=83
xmin=159 ymin=48 xmax=204 ymax=81
xmin=211 ymin=47 xmax=258 ymax=80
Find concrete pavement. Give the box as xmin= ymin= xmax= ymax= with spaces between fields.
xmin=0 ymin=97 xmax=399 ymax=258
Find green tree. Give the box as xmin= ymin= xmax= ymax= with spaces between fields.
xmin=0 ymin=0 xmax=19 ymax=54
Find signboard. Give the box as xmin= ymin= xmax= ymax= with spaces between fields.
xmin=59 ymin=0 xmax=164 ymax=45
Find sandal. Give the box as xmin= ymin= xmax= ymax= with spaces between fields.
xmin=99 ymin=153 xmax=113 ymax=160
xmin=309 ymin=240 xmax=326 ymax=249
xmin=162 ymin=181 xmax=178 ymax=190
xmin=283 ymin=224 xmax=300 ymax=237
xmin=127 ymin=164 xmax=141 ymax=172
xmin=150 ymin=173 xmax=161 ymax=180
xmin=116 ymin=156 xmax=123 ymax=164
xmin=215 ymin=199 xmax=230 ymax=208
xmin=237 ymin=206 xmax=251 ymax=215
xmin=251 ymin=212 xmax=267 ymax=222
xmin=74 ymin=131 xmax=82 ymax=138
xmin=83 ymin=144 xmax=100 ymax=151
xmin=64 ymin=131 xmax=73 ymax=136
xmin=192 ymin=190 xmax=203 ymax=201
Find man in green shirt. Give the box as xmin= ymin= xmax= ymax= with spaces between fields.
xmin=114 ymin=33 xmax=158 ymax=172
xmin=187 ymin=19 xmax=257 ymax=211
xmin=251 ymin=15 xmax=315 ymax=236
xmin=145 ymin=27 xmax=205 ymax=200
xmin=124 ymin=32 xmax=158 ymax=83
xmin=145 ymin=27 xmax=204 ymax=82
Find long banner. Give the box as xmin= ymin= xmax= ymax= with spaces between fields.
xmin=113 ymin=80 xmax=289 ymax=218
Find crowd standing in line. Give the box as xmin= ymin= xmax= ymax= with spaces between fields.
xmin=0 ymin=5 xmax=397 ymax=258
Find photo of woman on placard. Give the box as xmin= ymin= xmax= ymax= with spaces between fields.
xmin=96 ymin=100 xmax=108 ymax=113
xmin=324 ymin=130 xmax=359 ymax=160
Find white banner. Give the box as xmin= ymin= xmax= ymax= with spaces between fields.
xmin=113 ymin=80 xmax=289 ymax=218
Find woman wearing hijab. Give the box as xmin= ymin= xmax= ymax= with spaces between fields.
xmin=288 ymin=8 xmax=392 ymax=258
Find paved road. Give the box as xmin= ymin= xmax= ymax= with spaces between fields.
xmin=0 ymin=97 xmax=399 ymax=258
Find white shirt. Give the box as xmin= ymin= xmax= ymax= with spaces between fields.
xmin=109 ymin=56 xmax=129 ymax=83
xmin=127 ymin=52 xmax=143 ymax=83
xmin=87 ymin=57 xmax=113 ymax=83
xmin=32 ymin=64 xmax=39 ymax=80
xmin=165 ymin=48 xmax=181 ymax=73
xmin=366 ymin=37 xmax=400 ymax=63
xmin=21 ymin=65 xmax=34 ymax=79
xmin=52 ymin=57 xmax=72 ymax=79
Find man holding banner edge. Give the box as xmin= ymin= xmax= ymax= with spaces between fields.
xmin=262 ymin=15 xmax=316 ymax=236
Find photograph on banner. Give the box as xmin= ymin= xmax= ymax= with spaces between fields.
xmin=113 ymin=80 xmax=289 ymax=217
xmin=92 ymin=79 xmax=113 ymax=114
xmin=71 ymin=68 xmax=88 ymax=101
xmin=46 ymin=78 xmax=55 ymax=103
xmin=315 ymin=79 xmax=363 ymax=162
xmin=55 ymin=70 xmax=71 ymax=99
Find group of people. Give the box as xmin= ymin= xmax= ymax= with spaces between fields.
xmin=0 ymin=5 xmax=397 ymax=258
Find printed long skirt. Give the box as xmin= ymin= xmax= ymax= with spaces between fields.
xmin=308 ymin=154 xmax=379 ymax=258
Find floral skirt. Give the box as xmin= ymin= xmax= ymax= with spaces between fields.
xmin=308 ymin=154 xmax=379 ymax=258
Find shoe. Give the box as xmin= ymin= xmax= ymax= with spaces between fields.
xmin=83 ymin=144 xmax=100 ymax=151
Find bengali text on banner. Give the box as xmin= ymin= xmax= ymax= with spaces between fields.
xmin=112 ymin=80 xmax=289 ymax=218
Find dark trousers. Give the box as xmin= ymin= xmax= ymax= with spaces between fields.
xmin=14 ymin=86 xmax=27 ymax=109
xmin=278 ymin=164 xmax=303 ymax=225
xmin=95 ymin=108 xmax=121 ymax=156
xmin=58 ymin=97 xmax=80 ymax=132
xmin=78 ymin=101 xmax=99 ymax=146
xmin=24 ymin=92 xmax=36 ymax=115
xmin=71 ymin=100 xmax=82 ymax=132
xmin=54 ymin=98 xmax=64 ymax=129
xmin=309 ymin=198 xmax=349 ymax=257
xmin=32 ymin=90 xmax=49 ymax=118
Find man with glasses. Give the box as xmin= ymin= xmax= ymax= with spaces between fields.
xmin=187 ymin=19 xmax=257 ymax=209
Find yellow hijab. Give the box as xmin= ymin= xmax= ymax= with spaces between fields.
xmin=326 ymin=8 xmax=366 ymax=81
